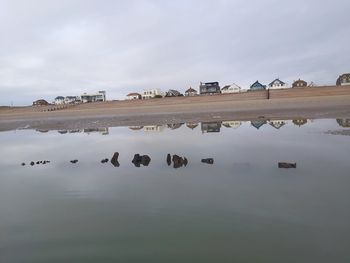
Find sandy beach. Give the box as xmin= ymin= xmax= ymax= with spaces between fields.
xmin=1 ymin=86 xmax=350 ymax=131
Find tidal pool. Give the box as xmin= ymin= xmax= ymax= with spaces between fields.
xmin=0 ymin=119 xmax=349 ymax=262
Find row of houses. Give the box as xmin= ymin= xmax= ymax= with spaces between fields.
xmin=126 ymin=73 xmax=350 ymax=100
xmin=54 ymin=91 xmax=106 ymax=105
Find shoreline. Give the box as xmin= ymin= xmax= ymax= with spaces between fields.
xmin=2 ymin=85 xmax=350 ymax=131
xmin=1 ymin=94 xmax=350 ymax=131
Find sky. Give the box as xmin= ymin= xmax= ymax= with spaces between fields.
xmin=0 ymin=0 xmax=349 ymax=106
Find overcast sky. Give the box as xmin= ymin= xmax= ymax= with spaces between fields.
xmin=0 ymin=0 xmax=349 ymax=105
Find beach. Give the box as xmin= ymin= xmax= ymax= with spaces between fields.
xmin=1 ymin=86 xmax=350 ymax=131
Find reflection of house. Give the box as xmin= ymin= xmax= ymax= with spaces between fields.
xmin=167 ymin=123 xmax=184 ymax=129
xmin=251 ymin=120 xmax=267 ymax=129
xmin=165 ymin=89 xmax=182 ymax=97
xmin=336 ymin=118 xmax=350 ymax=127
xmin=54 ymin=96 xmax=65 ymax=105
xmin=126 ymin=93 xmax=141 ymax=100
xmin=129 ymin=126 xmax=144 ymax=130
xmin=33 ymin=99 xmax=49 ymax=106
xmin=293 ymin=119 xmax=308 ymax=127
xmin=201 ymin=122 xmax=221 ymax=133
xmin=269 ymin=120 xmax=286 ymax=129
xmin=186 ymin=122 xmax=199 ymax=129
xmin=199 ymin=82 xmax=221 ymax=95
xmin=144 ymin=125 xmax=165 ymax=132
xmin=142 ymin=89 xmax=162 ymax=99
xmin=250 ymin=81 xmax=266 ymax=91
xmin=221 ymin=84 xmax=241 ymax=94
xmin=268 ymin=79 xmax=287 ymax=89
xmin=336 ymin=73 xmax=350 ymax=86
xmin=292 ymin=79 xmax=307 ymax=88
xmin=83 ymin=128 xmax=109 ymax=135
xmin=185 ymin=87 xmax=197 ymax=96
xmin=81 ymin=91 xmax=106 ymax=103
xmin=58 ymin=130 xmax=68 ymax=134
xmin=222 ymin=121 xmax=242 ymax=129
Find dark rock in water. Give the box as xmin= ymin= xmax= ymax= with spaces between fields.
xmin=70 ymin=160 xmax=78 ymax=164
xmin=30 ymin=161 xmax=35 ymax=166
xmin=132 ymin=154 xmax=151 ymax=167
xmin=141 ymin=155 xmax=151 ymax=166
xmin=171 ymin=155 xmax=188 ymax=168
xmin=172 ymin=154 xmax=184 ymax=169
xmin=201 ymin=158 xmax=214 ymax=164
xmin=278 ymin=162 xmax=296 ymax=168
xmin=36 ymin=161 xmax=40 ymax=165
xmin=111 ymin=152 xmax=120 ymax=167
xmin=166 ymin=154 xmax=171 ymax=166
xmin=21 ymin=163 xmax=26 ymax=166
xmin=183 ymin=157 xmax=188 ymax=166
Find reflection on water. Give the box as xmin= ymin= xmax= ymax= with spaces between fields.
xmin=33 ymin=119 xmax=350 ymax=135
xmin=337 ymin=118 xmax=350 ymax=127
xmin=201 ymin=122 xmax=221 ymax=133
xmin=1 ymin=118 xmax=350 ymax=262
xmin=55 ymin=127 xmax=109 ymax=135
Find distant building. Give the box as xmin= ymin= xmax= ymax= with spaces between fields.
xmin=126 ymin=93 xmax=141 ymax=100
xmin=292 ymin=79 xmax=308 ymax=88
xmin=54 ymin=96 xmax=65 ymax=105
xmin=81 ymin=91 xmax=106 ymax=103
xmin=221 ymin=83 xmax=241 ymax=94
xmin=199 ymin=82 xmax=221 ymax=95
xmin=336 ymin=73 xmax=350 ymax=86
xmin=268 ymin=78 xmax=287 ymax=89
xmin=222 ymin=121 xmax=242 ymax=129
xmin=293 ymin=119 xmax=308 ymax=127
xmin=251 ymin=120 xmax=267 ymax=129
xmin=250 ymin=81 xmax=266 ymax=91
xmin=201 ymin=122 xmax=221 ymax=133
xmin=64 ymin=96 xmax=80 ymax=104
xmin=33 ymin=99 xmax=49 ymax=106
xmin=185 ymin=87 xmax=197 ymax=96
xmin=165 ymin=89 xmax=182 ymax=97
xmin=142 ymin=89 xmax=162 ymax=99
xmin=269 ymin=120 xmax=287 ymax=129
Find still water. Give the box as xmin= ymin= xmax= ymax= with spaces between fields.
xmin=1 ymin=119 xmax=350 ymax=262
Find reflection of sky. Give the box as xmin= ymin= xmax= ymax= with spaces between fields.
xmin=1 ymin=119 xmax=350 ymax=262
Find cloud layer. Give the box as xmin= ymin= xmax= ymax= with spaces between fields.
xmin=0 ymin=0 xmax=349 ymax=105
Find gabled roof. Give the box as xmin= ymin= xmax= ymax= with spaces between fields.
xmin=251 ymin=120 xmax=267 ymax=129
xmin=269 ymin=78 xmax=285 ymax=86
xmin=127 ymin=92 xmax=141 ymax=97
xmin=166 ymin=89 xmax=182 ymax=96
xmin=55 ymin=96 xmax=64 ymax=100
xmin=221 ymin=83 xmax=241 ymax=90
xmin=185 ymin=87 xmax=197 ymax=93
xmin=250 ymin=81 xmax=266 ymax=88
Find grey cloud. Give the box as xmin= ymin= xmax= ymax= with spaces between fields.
xmin=0 ymin=0 xmax=349 ymax=105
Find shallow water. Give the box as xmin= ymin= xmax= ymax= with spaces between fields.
xmin=1 ymin=119 xmax=350 ymax=262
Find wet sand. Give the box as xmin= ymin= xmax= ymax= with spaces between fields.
xmin=1 ymin=92 xmax=350 ymax=131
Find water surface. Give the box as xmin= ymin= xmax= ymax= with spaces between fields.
xmin=1 ymin=119 xmax=350 ymax=262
